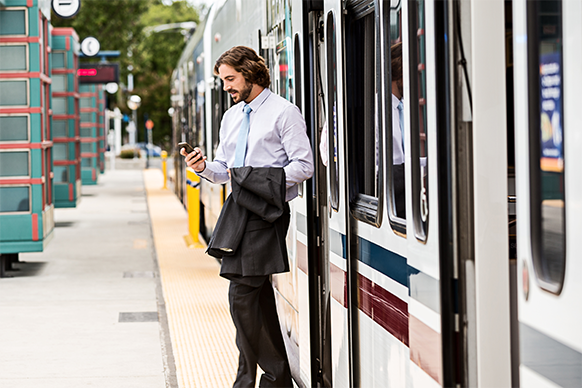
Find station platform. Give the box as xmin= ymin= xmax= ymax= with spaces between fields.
xmin=0 ymin=161 xmax=239 ymax=387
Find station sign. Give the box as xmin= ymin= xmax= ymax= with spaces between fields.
xmin=52 ymin=0 xmax=81 ymax=18
xmin=78 ymin=63 xmax=119 ymax=84
xmin=81 ymin=37 xmax=100 ymax=57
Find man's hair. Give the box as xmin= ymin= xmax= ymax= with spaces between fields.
xmin=390 ymin=42 xmax=402 ymax=82
xmin=214 ymin=46 xmax=271 ymax=88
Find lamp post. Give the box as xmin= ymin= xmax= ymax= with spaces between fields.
xmin=127 ymin=95 xmax=141 ymax=159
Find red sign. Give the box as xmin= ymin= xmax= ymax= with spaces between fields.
xmin=145 ymin=120 xmax=154 ymax=130
xmin=78 ymin=63 xmax=119 ymax=84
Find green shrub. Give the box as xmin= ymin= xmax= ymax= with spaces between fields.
xmin=120 ymin=149 xmax=138 ymax=159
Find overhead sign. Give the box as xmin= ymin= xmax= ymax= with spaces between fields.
xmin=52 ymin=0 xmax=81 ymax=18
xmin=81 ymin=37 xmax=100 ymax=57
xmin=78 ymin=63 xmax=119 ymax=84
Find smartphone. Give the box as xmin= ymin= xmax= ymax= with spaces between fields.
xmin=178 ymin=142 xmax=195 ymax=154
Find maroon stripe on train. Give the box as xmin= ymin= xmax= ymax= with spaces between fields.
xmin=358 ymin=273 xmax=409 ymax=347
xmin=297 ymin=241 xmax=308 ymax=275
xmin=409 ymin=314 xmax=442 ymax=384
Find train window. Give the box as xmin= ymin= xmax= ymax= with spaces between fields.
xmin=52 ymin=52 xmax=65 ymax=68
xmin=277 ymin=38 xmax=292 ymax=102
xmin=81 ymin=158 xmax=92 ymax=168
xmin=345 ymin=0 xmax=382 ymax=226
xmin=294 ymin=34 xmax=302 ymax=111
xmin=294 ymin=33 xmax=303 ymax=198
xmin=53 ymin=120 xmax=67 ymax=138
xmin=80 ymin=127 xmax=92 ymax=137
xmin=527 ymin=0 xmax=566 ymax=294
xmin=408 ymin=0 xmax=429 ymax=241
xmin=0 ymin=9 xmax=26 ymax=36
xmin=385 ymin=0 xmax=407 ymax=234
xmin=326 ymin=11 xmax=339 ymax=211
xmin=52 ymin=97 xmax=67 ymax=115
xmin=81 ymin=143 xmax=94 ymax=153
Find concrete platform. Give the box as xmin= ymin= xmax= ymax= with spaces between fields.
xmin=0 ymin=162 xmax=239 ymax=387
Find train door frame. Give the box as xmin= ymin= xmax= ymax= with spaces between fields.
xmin=514 ymin=0 xmax=582 ymax=387
xmin=297 ymin=2 xmax=335 ymax=386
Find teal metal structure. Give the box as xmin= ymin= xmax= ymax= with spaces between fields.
xmin=0 ymin=0 xmax=54 ymax=253
xmin=79 ymin=84 xmax=104 ymax=185
xmin=51 ymin=27 xmax=81 ymax=208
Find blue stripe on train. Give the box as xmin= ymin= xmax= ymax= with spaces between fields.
xmin=328 ymin=229 xmax=440 ymax=313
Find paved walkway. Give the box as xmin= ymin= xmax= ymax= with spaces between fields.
xmin=0 ymin=161 xmax=238 ymax=387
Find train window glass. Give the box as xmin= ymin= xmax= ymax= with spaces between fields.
xmin=345 ymin=0 xmax=382 ymax=225
xmin=0 ymin=45 xmax=27 ymax=71
xmin=0 ymin=186 xmax=29 ymax=212
xmin=0 ymin=151 xmax=28 ymax=177
xmin=527 ymin=0 xmax=566 ymax=293
xmin=0 ymin=116 xmax=28 ymax=141
xmin=385 ymin=0 xmax=407 ymax=232
xmin=294 ymin=34 xmax=302 ymax=111
xmin=408 ymin=0 xmax=429 ymax=241
xmin=326 ymin=11 xmax=339 ymax=211
xmin=81 ymin=158 xmax=91 ymax=168
xmin=277 ymin=38 xmax=292 ymax=102
xmin=294 ymin=33 xmax=303 ymax=198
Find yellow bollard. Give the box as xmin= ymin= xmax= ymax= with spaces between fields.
xmin=161 ymin=150 xmax=168 ymax=189
xmin=183 ymin=168 xmax=204 ymax=248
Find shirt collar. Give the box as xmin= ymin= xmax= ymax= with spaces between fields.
xmin=245 ymin=87 xmax=271 ymax=113
xmin=391 ymin=93 xmax=402 ymax=106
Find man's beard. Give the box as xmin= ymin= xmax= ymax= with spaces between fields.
xmin=231 ymin=82 xmax=253 ymax=103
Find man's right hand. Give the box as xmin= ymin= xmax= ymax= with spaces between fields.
xmin=181 ymin=147 xmax=207 ymax=173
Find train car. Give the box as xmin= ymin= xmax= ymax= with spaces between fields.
xmin=170 ymin=0 xmax=581 ymax=386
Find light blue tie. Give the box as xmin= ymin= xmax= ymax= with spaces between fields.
xmin=397 ymin=100 xmax=404 ymax=154
xmin=233 ymin=104 xmax=252 ymax=167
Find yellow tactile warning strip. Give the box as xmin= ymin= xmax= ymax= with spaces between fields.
xmin=143 ymin=169 xmax=238 ymax=388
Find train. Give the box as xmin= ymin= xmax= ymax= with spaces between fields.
xmin=169 ymin=0 xmax=581 ymax=387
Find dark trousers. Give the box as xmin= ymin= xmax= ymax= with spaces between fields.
xmin=228 ymin=275 xmax=292 ymax=388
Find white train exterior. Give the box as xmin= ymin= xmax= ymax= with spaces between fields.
xmin=170 ymin=0 xmax=581 ymax=387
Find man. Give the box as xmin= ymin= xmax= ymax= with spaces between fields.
xmin=181 ymin=46 xmax=313 ymax=387
xmin=391 ymin=42 xmax=406 ymax=219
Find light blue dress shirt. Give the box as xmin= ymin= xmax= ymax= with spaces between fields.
xmin=198 ymin=88 xmax=314 ymax=201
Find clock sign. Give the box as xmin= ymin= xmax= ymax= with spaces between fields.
xmin=81 ymin=37 xmax=100 ymax=57
xmin=52 ymin=0 xmax=81 ymax=19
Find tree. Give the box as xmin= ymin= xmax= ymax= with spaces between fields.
xmin=51 ymin=0 xmax=201 ymax=151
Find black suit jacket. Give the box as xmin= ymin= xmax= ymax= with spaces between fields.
xmin=206 ymin=167 xmax=290 ymax=278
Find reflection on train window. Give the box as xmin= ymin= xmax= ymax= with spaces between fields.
xmin=345 ymin=0 xmax=382 ymax=226
xmin=53 ymin=166 xmax=68 ymax=184
xmin=326 ymin=12 xmax=339 ymax=211
xmin=294 ymin=34 xmax=302 ymax=111
xmin=294 ymin=33 xmax=303 ymax=198
xmin=409 ymin=0 xmax=429 ymax=241
xmin=277 ymin=38 xmax=291 ymax=102
xmin=0 ymin=186 xmax=30 ymax=213
xmin=385 ymin=0 xmax=407 ymax=230
xmin=527 ymin=0 xmax=566 ymax=294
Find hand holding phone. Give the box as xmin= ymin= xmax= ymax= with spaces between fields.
xmin=178 ymin=142 xmax=195 ymax=155
xmin=178 ymin=142 xmax=206 ymax=172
